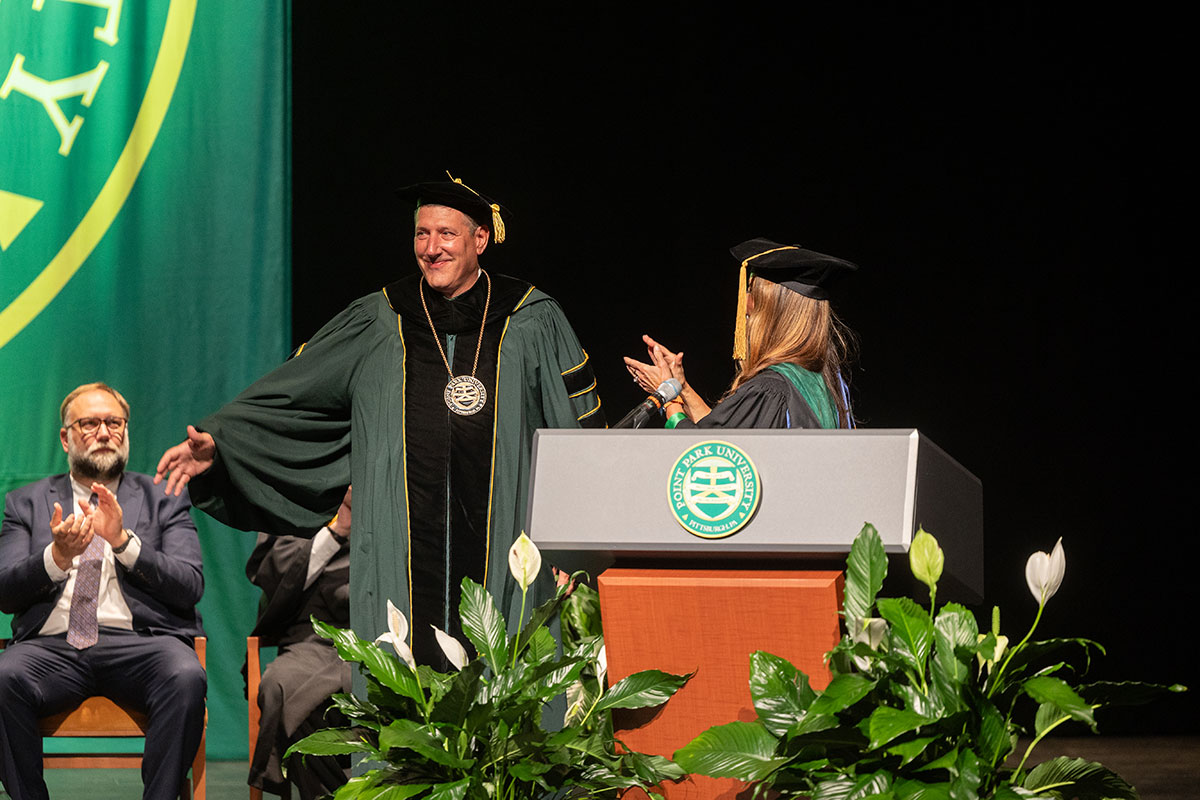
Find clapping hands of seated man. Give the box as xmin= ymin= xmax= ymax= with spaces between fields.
xmin=48 ymin=483 xmax=127 ymax=571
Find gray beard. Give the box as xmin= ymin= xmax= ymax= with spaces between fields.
xmin=69 ymin=448 xmax=126 ymax=483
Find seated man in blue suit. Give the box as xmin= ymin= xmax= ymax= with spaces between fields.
xmin=0 ymin=382 xmax=206 ymax=800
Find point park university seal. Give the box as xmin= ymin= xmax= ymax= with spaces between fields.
xmin=668 ymin=440 xmax=761 ymax=539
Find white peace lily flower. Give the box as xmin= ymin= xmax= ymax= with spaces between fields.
xmin=597 ymin=644 xmax=608 ymax=684
xmin=976 ymin=632 xmax=1009 ymax=674
xmin=374 ymin=599 xmax=417 ymax=670
xmin=1024 ymin=538 xmax=1066 ymax=607
xmin=508 ymin=532 xmax=542 ymax=591
xmin=432 ymin=625 xmax=469 ymax=670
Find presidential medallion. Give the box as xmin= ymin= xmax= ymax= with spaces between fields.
xmin=445 ymin=375 xmax=487 ymax=416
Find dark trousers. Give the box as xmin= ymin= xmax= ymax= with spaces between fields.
xmin=0 ymin=629 xmax=206 ymax=800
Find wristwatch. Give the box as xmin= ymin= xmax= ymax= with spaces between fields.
xmin=112 ymin=529 xmax=137 ymax=555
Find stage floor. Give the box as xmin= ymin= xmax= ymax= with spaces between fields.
xmin=4 ymin=736 xmax=1196 ymax=799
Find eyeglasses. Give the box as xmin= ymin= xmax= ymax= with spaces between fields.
xmin=66 ymin=416 xmax=128 ymax=436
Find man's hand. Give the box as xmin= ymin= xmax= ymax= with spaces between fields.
xmin=154 ymin=425 xmax=216 ymax=496
xmin=329 ymin=485 xmax=352 ymax=539
xmin=50 ymin=501 xmax=93 ymax=571
xmin=89 ymin=483 xmax=126 ymax=546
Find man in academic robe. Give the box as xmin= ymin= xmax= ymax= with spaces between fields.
xmin=0 ymin=382 xmax=206 ymax=800
xmin=246 ymin=487 xmax=352 ymax=799
xmin=156 ymin=176 xmax=603 ymax=662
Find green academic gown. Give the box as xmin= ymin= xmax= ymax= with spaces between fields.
xmin=189 ymin=273 xmax=604 ymax=660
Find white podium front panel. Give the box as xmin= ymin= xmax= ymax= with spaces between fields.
xmin=526 ymin=428 xmax=983 ymax=600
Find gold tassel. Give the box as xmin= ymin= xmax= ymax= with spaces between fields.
xmin=446 ymin=171 xmax=505 ymax=244
xmin=490 ymin=203 xmax=505 ymax=244
xmin=732 ymin=262 xmax=748 ymax=360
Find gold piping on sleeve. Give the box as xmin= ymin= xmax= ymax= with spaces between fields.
xmin=562 ymin=349 xmax=590 ymax=376
xmin=578 ymin=399 xmax=602 ymax=422
xmin=568 ymin=379 xmax=597 ymax=399
xmin=511 ymin=285 xmax=535 ymax=312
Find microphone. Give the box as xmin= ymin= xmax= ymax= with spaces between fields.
xmin=611 ymin=379 xmax=682 ymax=429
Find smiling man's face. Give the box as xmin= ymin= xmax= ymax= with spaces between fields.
xmin=413 ymin=204 xmax=490 ymax=298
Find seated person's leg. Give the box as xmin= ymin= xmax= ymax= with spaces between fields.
xmin=91 ymin=630 xmax=206 ymax=800
xmin=0 ymin=638 xmax=93 ymax=800
xmin=254 ymin=641 xmax=350 ymax=799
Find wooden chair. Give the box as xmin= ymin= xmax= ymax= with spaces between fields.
xmin=247 ymin=635 xmax=266 ymax=800
xmin=0 ymin=636 xmax=207 ymax=800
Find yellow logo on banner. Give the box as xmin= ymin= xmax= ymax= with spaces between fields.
xmin=0 ymin=0 xmax=196 ymax=349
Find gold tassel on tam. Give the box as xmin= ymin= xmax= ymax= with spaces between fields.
xmin=732 ymin=261 xmax=748 ymax=361
xmin=445 ymin=171 xmax=506 ymax=243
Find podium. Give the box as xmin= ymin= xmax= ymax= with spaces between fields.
xmin=527 ymin=428 xmax=982 ymax=800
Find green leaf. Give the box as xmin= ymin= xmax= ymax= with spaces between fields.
xmin=284 ymin=727 xmax=376 ymax=758
xmin=329 ymin=691 xmax=381 ymax=722
xmin=974 ymin=696 xmax=1013 ymax=767
xmin=999 ymin=637 xmax=1104 ymax=685
xmin=893 ymin=777 xmax=952 ymax=800
xmin=809 ymin=673 xmax=876 ymax=716
xmin=1024 ymin=757 xmax=1137 ymax=799
xmin=1077 ymin=679 xmax=1189 ymax=708
xmin=379 ymin=718 xmax=474 ymax=769
xmin=622 ymin=750 xmax=687 ymax=783
xmin=931 ymin=604 xmax=978 ymax=714
xmin=867 ymin=706 xmax=932 ymax=749
xmin=749 ymin=650 xmax=817 ymax=736
xmin=458 ymin=578 xmax=509 ymax=671
xmin=595 ymin=669 xmax=691 ymax=712
xmin=331 ymin=774 xmax=376 ymax=800
xmin=1022 ymin=676 xmax=1096 ymax=730
xmin=357 ymin=786 xmax=434 ymax=800
xmin=524 ymin=655 xmax=587 ymax=702
xmin=788 ymin=711 xmax=844 ymax=737
xmin=844 ymin=522 xmax=888 ymax=623
xmin=523 ymin=625 xmax=558 ymax=665
xmin=429 ymin=659 xmax=485 ymax=726
xmin=886 ymin=735 xmax=938 ymax=767
xmin=672 ymin=720 xmax=788 ymax=781
xmin=878 ymin=597 xmax=933 ymax=676
xmin=425 ymin=779 xmax=472 ymax=800
xmin=562 ymin=580 xmax=603 ymax=641
xmin=948 ymin=748 xmax=981 ymax=800
xmin=512 ymin=587 xmax=567 ymax=660
xmin=812 ymin=771 xmax=893 ymax=799
xmin=313 ymin=620 xmax=427 ymax=706
xmin=1033 ymin=701 xmax=1063 ymax=738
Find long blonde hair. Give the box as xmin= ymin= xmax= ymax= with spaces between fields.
xmin=731 ymin=277 xmax=857 ymax=426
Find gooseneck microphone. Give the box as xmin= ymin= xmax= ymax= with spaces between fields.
xmin=611 ymin=379 xmax=683 ymax=429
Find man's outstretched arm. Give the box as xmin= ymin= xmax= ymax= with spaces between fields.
xmin=154 ymin=425 xmax=216 ymax=496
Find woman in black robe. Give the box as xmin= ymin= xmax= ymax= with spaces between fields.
xmin=625 ymin=238 xmax=858 ymax=430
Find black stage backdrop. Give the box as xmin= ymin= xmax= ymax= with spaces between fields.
xmin=291 ymin=5 xmax=1194 ymax=732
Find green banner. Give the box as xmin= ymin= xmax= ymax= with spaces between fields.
xmin=2 ymin=0 xmax=290 ymax=761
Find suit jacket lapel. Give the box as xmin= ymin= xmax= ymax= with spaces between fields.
xmin=47 ymin=474 xmax=73 ymax=533
xmin=117 ymin=474 xmax=144 ymax=537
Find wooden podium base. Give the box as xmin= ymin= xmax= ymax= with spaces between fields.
xmin=598 ymin=568 xmax=843 ymax=800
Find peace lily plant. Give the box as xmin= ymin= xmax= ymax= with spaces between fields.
xmin=673 ymin=524 xmax=1186 ymax=799
xmin=287 ymin=533 xmax=690 ymax=799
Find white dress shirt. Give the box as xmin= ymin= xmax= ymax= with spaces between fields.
xmin=38 ymin=474 xmax=141 ymax=635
